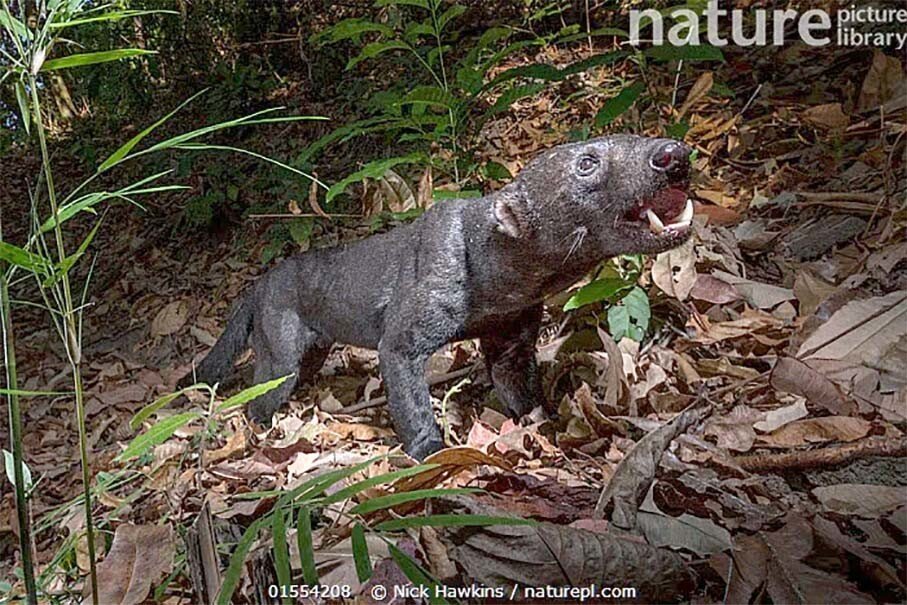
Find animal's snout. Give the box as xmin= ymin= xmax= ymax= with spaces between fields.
xmin=649 ymin=141 xmax=691 ymax=179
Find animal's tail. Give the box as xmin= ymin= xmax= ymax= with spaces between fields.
xmin=181 ymin=293 xmax=254 ymax=388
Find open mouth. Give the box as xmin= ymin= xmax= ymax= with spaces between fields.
xmin=628 ymin=186 xmax=693 ymax=236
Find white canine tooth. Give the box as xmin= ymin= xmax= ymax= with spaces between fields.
xmin=646 ymin=209 xmax=665 ymax=234
xmin=679 ymin=198 xmax=694 ymax=223
xmin=667 ymin=219 xmax=691 ymax=230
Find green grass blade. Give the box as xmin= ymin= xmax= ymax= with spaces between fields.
xmin=351 ymin=487 xmax=480 ymax=515
xmin=0 ymin=388 xmax=71 ymax=397
xmin=272 ymin=508 xmax=292 ymax=604
xmin=98 ymin=89 xmax=207 ymax=173
xmin=376 ymin=514 xmax=536 ymax=532
xmin=216 ymin=517 xmax=268 ymax=605
xmin=0 ymin=241 xmax=47 ymax=274
xmin=351 ymin=523 xmax=372 ymax=583
xmin=48 ymin=9 xmax=178 ymax=28
xmin=116 ymin=412 xmax=201 ymax=461
xmin=216 ymin=374 xmax=293 ymax=413
xmin=41 ymin=49 xmax=155 ymax=71
xmin=174 ymin=144 xmax=328 ymax=191
xmin=296 ymin=506 xmax=318 ymax=585
xmin=388 ymin=543 xmax=449 ymax=605
xmin=319 ymin=465 xmax=440 ymax=506
xmin=129 ymin=390 xmax=186 ymax=430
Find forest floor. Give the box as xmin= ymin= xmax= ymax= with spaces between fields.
xmin=1 ymin=38 xmax=906 ymax=604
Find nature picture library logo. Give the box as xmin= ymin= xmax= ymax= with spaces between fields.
xmin=630 ymin=1 xmax=907 ymax=50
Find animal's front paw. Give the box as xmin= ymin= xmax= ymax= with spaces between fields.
xmin=405 ymin=433 xmax=444 ymax=461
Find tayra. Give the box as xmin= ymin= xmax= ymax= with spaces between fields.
xmin=183 ymin=135 xmax=693 ymax=459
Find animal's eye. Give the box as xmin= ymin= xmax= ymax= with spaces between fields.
xmin=577 ymin=155 xmax=599 ymax=176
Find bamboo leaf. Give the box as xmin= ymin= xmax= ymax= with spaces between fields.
xmin=272 ymin=509 xmax=292 ymax=604
xmin=116 ymin=412 xmax=201 ymax=461
xmin=14 ymin=82 xmax=29 ymax=135
xmin=594 ymin=81 xmax=645 ymax=128
xmin=0 ymin=388 xmax=71 ymax=397
xmin=0 ymin=241 xmax=48 ymax=274
xmin=216 ymin=374 xmax=293 ymax=413
xmin=0 ymin=9 xmax=30 ymax=40
xmin=297 ymin=506 xmax=318 ymax=585
xmin=347 ymin=40 xmax=410 ymax=70
xmin=3 ymin=449 xmax=33 ymax=490
xmin=326 ymin=153 xmax=425 ymax=203
xmin=319 ymin=465 xmax=440 ymax=506
xmin=42 ymin=49 xmax=156 ymax=71
xmin=388 ymin=544 xmax=449 ymax=605
xmin=376 ymin=514 xmax=536 ymax=531
xmin=351 ymin=524 xmax=372 ymax=583
xmin=130 ymin=390 xmax=187 ymax=430
xmin=216 ymin=517 xmax=268 ymax=605
xmin=351 ymin=487 xmax=480 ymax=515
xmin=48 ymin=10 xmax=178 ymax=28
xmin=98 ymin=89 xmax=207 ymax=173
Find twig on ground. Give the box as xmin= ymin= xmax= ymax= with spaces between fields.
xmin=338 ymin=364 xmax=477 ymax=415
xmin=734 ymin=436 xmax=907 ymax=472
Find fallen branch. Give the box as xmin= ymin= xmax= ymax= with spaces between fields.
xmin=733 ymin=436 xmax=907 ymax=473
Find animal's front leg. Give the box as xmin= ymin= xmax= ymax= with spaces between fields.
xmin=481 ymin=305 xmax=545 ymax=418
xmin=378 ymin=343 xmax=444 ymax=460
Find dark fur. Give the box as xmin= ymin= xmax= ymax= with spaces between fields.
xmin=184 ymin=135 xmax=691 ymax=459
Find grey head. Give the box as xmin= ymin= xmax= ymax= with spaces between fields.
xmin=491 ymin=135 xmax=694 ymax=266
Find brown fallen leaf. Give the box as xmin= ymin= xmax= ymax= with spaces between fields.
xmin=857 ymin=50 xmax=906 ymax=112
xmin=797 ymin=291 xmax=907 ymax=365
xmin=758 ymin=416 xmax=870 ymax=448
xmin=711 ymin=270 xmax=795 ymax=310
xmin=652 ymin=239 xmax=696 ymax=301
xmin=87 ymin=524 xmax=173 ymax=605
xmin=150 ymin=300 xmax=189 ymax=337
xmin=753 ymin=399 xmax=808 ymax=433
xmin=678 ymin=71 xmax=713 ymax=118
xmin=440 ymin=497 xmax=694 ymax=603
xmin=794 ymin=270 xmax=838 ymax=318
xmin=803 ymin=103 xmax=849 ymax=130
xmin=203 ymin=430 xmax=246 ymax=465
xmin=689 ymin=274 xmax=740 ymax=304
xmin=703 ymin=405 xmax=763 ymax=453
xmin=595 ymin=403 xmax=710 ymax=527
xmin=813 ymin=484 xmax=906 ymax=518
xmin=771 ymin=357 xmax=854 ymax=415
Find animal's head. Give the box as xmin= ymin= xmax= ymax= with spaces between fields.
xmin=493 ymin=135 xmax=693 ymax=263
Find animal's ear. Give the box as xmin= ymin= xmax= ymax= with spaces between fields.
xmin=493 ymin=193 xmax=526 ymax=238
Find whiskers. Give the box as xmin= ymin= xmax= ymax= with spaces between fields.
xmin=562 ymin=226 xmax=588 ymax=264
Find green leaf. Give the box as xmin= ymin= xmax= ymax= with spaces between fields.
xmin=347 ymin=40 xmax=410 ymax=70
xmin=665 ymin=120 xmax=690 ymax=139
xmin=174 ymin=144 xmax=326 ymax=191
xmin=594 ymin=81 xmax=645 ymax=128
xmin=483 ymin=162 xmax=511 ymax=180
xmin=489 ymin=51 xmax=625 ymax=88
xmin=432 ymin=189 xmax=481 ymax=200
xmin=607 ymin=305 xmax=629 ymax=341
xmin=41 ymin=49 xmax=155 ymax=71
xmin=437 ymin=4 xmax=467 ymax=31
xmin=326 ymin=153 xmax=425 ymax=203
xmin=351 ymin=524 xmax=372 ymax=583
xmin=376 ymin=0 xmax=430 ymax=9
xmin=376 ymin=514 xmax=536 ymax=531
xmin=0 ymin=9 xmax=30 ymax=40
xmin=564 ymin=277 xmax=634 ymax=311
xmin=99 ymin=89 xmax=207 ymax=173
xmin=0 ymin=388 xmax=71 ymax=397
xmin=130 ymin=390 xmax=187 ymax=430
xmin=487 ymin=83 xmax=544 ymax=115
xmin=52 ymin=218 xmax=103 ymax=281
xmin=48 ymin=10 xmax=178 ymax=28
xmin=0 ymin=241 xmax=48 ymax=274
xmin=216 ymin=517 xmax=268 ymax=605
xmin=351 ymin=487 xmax=480 ymax=515
xmin=319 ymin=465 xmax=440 ymax=506
xmin=624 ymin=286 xmax=651 ymax=338
xmin=3 ymin=449 xmax=33 ymax=490
xmin=297 ymin=507 xmax=318 ymax=585
xmin=399 ymin=86 xmax=459 ymax=111
xmin=116 ymin=412 xmax=201 ymax=461
xmin=216 ymin=374 xmax=293 ymax=413
xmin=272 ymin=509 xmax=292 ymax=604
xmin=388 ymin=544 xmax=449 ymax=605
xmin=645 ymin=44 xmax=724 ymax=63
xmin=295 ymin=116 xmax=398 ymax=165
xmin=14 ymin=82 xmax=29 ymax=135
xmin=311 ymin=18 xmax=393 ymax=45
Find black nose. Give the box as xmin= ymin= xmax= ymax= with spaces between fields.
xmin=649 ymin=141 xmax=690 ymax=177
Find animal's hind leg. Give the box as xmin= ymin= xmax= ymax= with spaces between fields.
xmin=247 ymin=309 xmax=328 ymax=425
